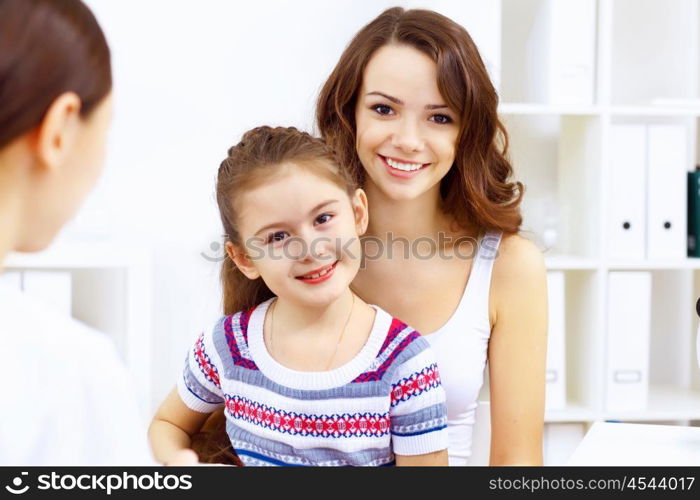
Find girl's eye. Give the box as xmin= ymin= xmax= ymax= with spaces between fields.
xmin=371 ymin=104 xmax=393 ymax=116
xmin=315 ymin=213 xmax=333 ymax=225
xmin=267 ymin=231 xmax=288 ymax=244
xmin=431 ymin=114 xmax=453 ymax=125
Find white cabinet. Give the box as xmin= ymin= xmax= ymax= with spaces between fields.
xmin=494 ymin=0 xmax=700 ymax=464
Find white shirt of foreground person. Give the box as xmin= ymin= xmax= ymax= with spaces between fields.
xmin=0 ymin=283 xmax=154 ymax=465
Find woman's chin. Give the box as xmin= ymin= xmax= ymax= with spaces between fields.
xmin=378 ymin=183 xmax=429 ymax=203
xmin=364 ymin=173 xmax=430 ymax=203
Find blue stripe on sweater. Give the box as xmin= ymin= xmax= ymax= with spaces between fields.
xmin=183 ymin=367 xmax=224 ymax=404
xmin=391 ymin=424 xmax=447 ymax=438
xmin=236 ymin=449 xmax=397 ymax=467
xmin=236 ymin=449 xmax=304 ymax=467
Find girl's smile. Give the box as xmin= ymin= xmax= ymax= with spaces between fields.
xmin=295 ymin=259 xmax=339 ymax=284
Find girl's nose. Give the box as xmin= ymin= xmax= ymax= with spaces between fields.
xmin=313 ymin=240 xmax=334 ymax=262
xmin=291 ymin=229 xmax=334 ymax=263
xmin=308 ymin=231 xmax=335 ymax=262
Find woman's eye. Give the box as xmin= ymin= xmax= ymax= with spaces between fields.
xmin=315 ymin=213 xmax=333 ymax=225
xmin=431 ymin=114 xmax=453 ymax=125
xmin=371 ymin=104 xmax=393 ymax=116
xmin=267 ymin=231 xmax=288 ymax=243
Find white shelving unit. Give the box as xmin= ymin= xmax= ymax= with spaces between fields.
xmin=492 ymin=0 xmax=700 ymax=464
xmin=4 ymin=241 xmax=153 ymax=414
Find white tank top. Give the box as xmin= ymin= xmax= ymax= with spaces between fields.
xmin=424 ymin=231 xmax=502 ymax=465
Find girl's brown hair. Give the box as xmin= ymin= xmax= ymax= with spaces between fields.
xmin=0 ymin=0 xmax=112 ymax=148
xmin=316 ymin=7 xmax=523 ymax=235
xmin=192 ymin=125 xmax=356 ymax=464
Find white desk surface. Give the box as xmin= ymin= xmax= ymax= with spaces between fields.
xmin=567 ymin=422 xmax=700 ymax=466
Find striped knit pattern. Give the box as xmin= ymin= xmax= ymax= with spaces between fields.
xmin=177 ymin=299 xmax=448 ymax=466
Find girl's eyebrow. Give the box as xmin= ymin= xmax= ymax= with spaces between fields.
xmin=365 ymin=91 xmax=449 ymax=111
xmin=254 ymin=200 xmax=340 ymax=236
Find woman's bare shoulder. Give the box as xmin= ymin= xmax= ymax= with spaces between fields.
xmin=489 ymin=233 xmax=547 ymax=323
xmin=495 ymin=233 xmax=545 ymax=271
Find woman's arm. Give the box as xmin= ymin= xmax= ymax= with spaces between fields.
xmin=395 ymin=449 xmax=448 ymax=466
xmin=148 ymin=386 xmax=213 ymax=464
xmin=487 ymin=234 xmax=548 ymax=465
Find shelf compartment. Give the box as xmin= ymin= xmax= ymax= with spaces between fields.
xmin=500 ymin=0 xmax=597 ymax=106
xmin=504 ymin=114 xmax=601 ymax=258
xmin=610 ymin=0 xmax=699 ymax=106
xmin=564 ymin=271 xmax=603 ymax=416
xmin=648 ymin=271 xmax=695 ymax=390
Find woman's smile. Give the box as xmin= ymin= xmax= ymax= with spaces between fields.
xmin=379 ymin=154 xmax=430 ymax=178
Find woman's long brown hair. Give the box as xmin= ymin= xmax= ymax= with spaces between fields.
xmin=316 ymin=6 xmax=523 ymax=236
xmin=191 ymin=126 xmax=356 ymax=464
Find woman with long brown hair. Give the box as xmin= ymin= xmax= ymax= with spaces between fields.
xmin=316 ymin=7 xmax=548 ymax=465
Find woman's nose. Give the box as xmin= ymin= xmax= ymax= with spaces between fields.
xmin=391 ymin=117 xmax=424 ymax=153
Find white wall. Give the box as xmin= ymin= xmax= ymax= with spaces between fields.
xmin=69 ymin=0 xmax=500 ymax=410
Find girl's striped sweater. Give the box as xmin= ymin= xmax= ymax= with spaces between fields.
xmin=178 ymin=297 xmax=448 ymax=466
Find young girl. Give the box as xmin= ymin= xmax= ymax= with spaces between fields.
xmin=149 ymin=126 xmax=449 ymax=466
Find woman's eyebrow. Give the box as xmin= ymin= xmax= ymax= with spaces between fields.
xmin=366 ymin=91 xmax=449 ymax=110
xmin=366 ymin=91 xmax=403 ymax=104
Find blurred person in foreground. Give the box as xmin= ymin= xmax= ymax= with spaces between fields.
xmin=0 ymin=0 xmax=193 ymax=465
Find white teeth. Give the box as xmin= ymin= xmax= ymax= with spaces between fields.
xmin=385 ymin=157 xmax=424 ymax=171
xmin=301 ymin=265 xmax=333 ymax=279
